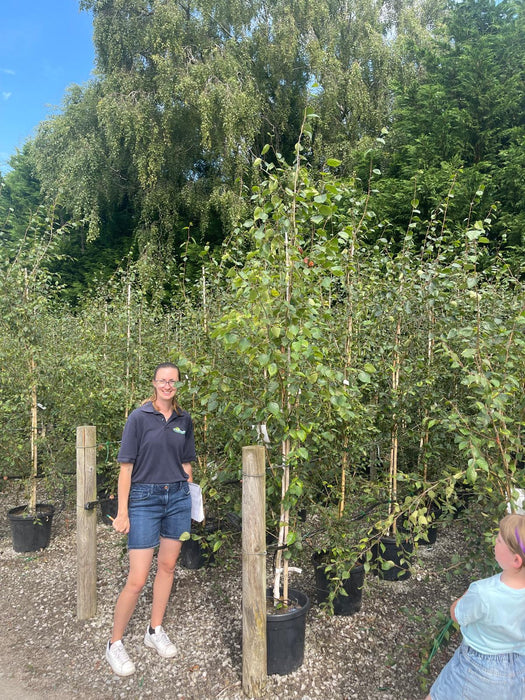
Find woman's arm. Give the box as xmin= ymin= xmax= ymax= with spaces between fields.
xmin=112 ymin=462 xmax=133 ymax=534
xmin=183 ymin=462 xmax=193 ymax=483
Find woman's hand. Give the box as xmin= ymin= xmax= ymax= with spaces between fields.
xmin=112 ymin=513 xmax=130 ymax=534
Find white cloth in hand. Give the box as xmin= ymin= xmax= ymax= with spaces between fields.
xmin=189 ymin=482 xmax=205 ymax=522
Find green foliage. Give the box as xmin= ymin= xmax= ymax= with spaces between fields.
xmin=13 ymin=0 xmax=449 ymax=300
xmin=0 ymin=201 xmax=71 ymax=511
xmin=1 ymin=93 xmax=524 ymax=606
xmin=440 ymin=265 xmax=525 ymax=507
xmin=417 ymin=611 xmax=459 ymax=685
xmin=381 ymin=0 xmax=525 ymax=247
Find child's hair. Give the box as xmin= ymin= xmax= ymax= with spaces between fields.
xmin=499 ymin=513 xmax=525 ymax=565
xmin=141 ymin=362 xmax=182 ymax=415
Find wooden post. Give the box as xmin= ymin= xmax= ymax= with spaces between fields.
xmin=77 ymin=426 xmax=98 ymax=620
xmin=242 ymin=445 xmax=267 ymax=697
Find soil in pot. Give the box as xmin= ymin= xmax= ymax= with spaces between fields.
xmin=7 ymin=503 xmax=55 ymax=553
xmin=312 ymin=550 xmax=365 ymax=615
xmin=372 ymin=534 xmax=413 ymax=581
xmin=266 ymin=588 xmax=310 ymax=676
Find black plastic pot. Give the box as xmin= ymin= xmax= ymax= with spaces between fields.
xmin=452 ymin=489 xmax=475 ymax=518
xmin=421 ymin=521 xmax=439 ymax=546
xmin=98 ymin=492 xmax=118 ymax=523
xmin=372 ymin=534 xmax=413 ymax=581
xmin=419 ymin=505 xmax=442 ymax=546
xmin=312 ymin=551 xmax=365 ymax=615
xmin=7 ymin=504 xmax=55 ymax=553
xmin=405 ymin=503 xmax=442 ymax=546
xmin=266 ymin=588 xmax=310 ymax=675
xmin=179 ymin=537 xmax=215 ymax=569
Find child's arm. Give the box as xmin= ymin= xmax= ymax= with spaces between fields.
xmin=450 ymin=593 xmax=466 ymax=622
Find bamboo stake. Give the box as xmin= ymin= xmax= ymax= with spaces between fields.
xmin=339 ymin=231 xmax=356 ymax=519
xmin=273 ymin=439 xmax=290 ymax=602
xmin=29 ymin=359 xmax=38 ymax=515
xmin=389 ymin=317 xmax=402 ymax=532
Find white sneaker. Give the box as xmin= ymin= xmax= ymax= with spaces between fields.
xmin=144 ymin=625 xmax=177 ymax=658
xmin=106 ymin=640 xmax=136 ymax=676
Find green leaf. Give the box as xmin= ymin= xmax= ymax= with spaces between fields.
xmin=267 ymin=401 xmax=281 ymax=416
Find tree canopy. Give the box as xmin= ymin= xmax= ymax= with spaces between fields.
xmin=1 ymin=0 xmax=523 ymax=300
xmin=378 ymin=0 xmax=525 ymax=247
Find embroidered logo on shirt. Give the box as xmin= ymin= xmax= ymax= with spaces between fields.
xmin=173 ymin=427 xmax=186 ymax=435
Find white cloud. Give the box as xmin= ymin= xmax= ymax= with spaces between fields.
xmin=0 ymin=68 xmax=15 ymax=75
xmin=2 ymin=92 xmax=12 ymax=101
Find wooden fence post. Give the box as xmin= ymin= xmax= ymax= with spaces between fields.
xmin=242 ymin=445 xmax=267 ymax=697
xmin=77 ymin=425 xmax=97 ymax=620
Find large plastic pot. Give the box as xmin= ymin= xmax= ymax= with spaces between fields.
xmin=372 ymin=534 xmax=413 ymax=581
xmin=7 ymin=504 xmax=55 ymax=552
xmin=312 ymin=551 xmax=365 ymax=615
xmin=266 ymin=588 xmax=310 ymax=675
xmin=98 ymin=492 xmax=118 ymax=524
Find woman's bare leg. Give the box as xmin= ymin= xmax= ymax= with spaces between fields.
xmin=150 ymin=538 xmax=182 ymax=628
xmin=111 ymin=548 xmax=154 ymax=642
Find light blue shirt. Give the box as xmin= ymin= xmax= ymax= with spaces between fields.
xmin=456 ymin=573 xmax=525 ymax=655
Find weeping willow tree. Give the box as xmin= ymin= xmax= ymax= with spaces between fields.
xmin=28 ymin=0 xmax=443 ymax=301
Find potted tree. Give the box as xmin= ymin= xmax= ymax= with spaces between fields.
xmin=209 ymin=121 xmax=368 ymax=673
xmin=366 ymin=234 xmax=418 ymax=580
xmin=310 ymin=502 xmax=371 ymax=616
xmin=439 ymin=225 xmax=525 ymax=518
xmin=208 ymin=119 xmax=408 ymax=666
xmin=1 ymin=204 xmax=65 ymax=551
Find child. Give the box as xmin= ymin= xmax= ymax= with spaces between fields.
xmin=426 ymin=513 xmax=525 ymax=700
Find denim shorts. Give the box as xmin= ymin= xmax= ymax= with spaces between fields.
xmin=430 ymin=643 xmax=525 ymax=700
xmin=127 ymin=481 xmax=191 ymax=550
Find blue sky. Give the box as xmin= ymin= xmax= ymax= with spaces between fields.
xmin=0 ymin=0 xmax=95 ymax=173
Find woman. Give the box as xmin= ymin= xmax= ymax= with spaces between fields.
xmin=105 ymin=362 xmax=196 ymax=676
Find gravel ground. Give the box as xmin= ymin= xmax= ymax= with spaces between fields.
xmin=0 ymin=483 xmax=471 ymax=700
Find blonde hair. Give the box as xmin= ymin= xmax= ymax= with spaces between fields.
xmin=141 ymin=362 xmax=183 ymax=416
xmin=499 ymin=513 xmax=525 ymax=565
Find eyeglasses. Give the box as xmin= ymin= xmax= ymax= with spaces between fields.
xmin=154 ymin=379 xmax=178 ymax=388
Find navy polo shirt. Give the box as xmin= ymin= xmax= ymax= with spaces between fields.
xmin=117 ymin=401 xmax=197 ymax=483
